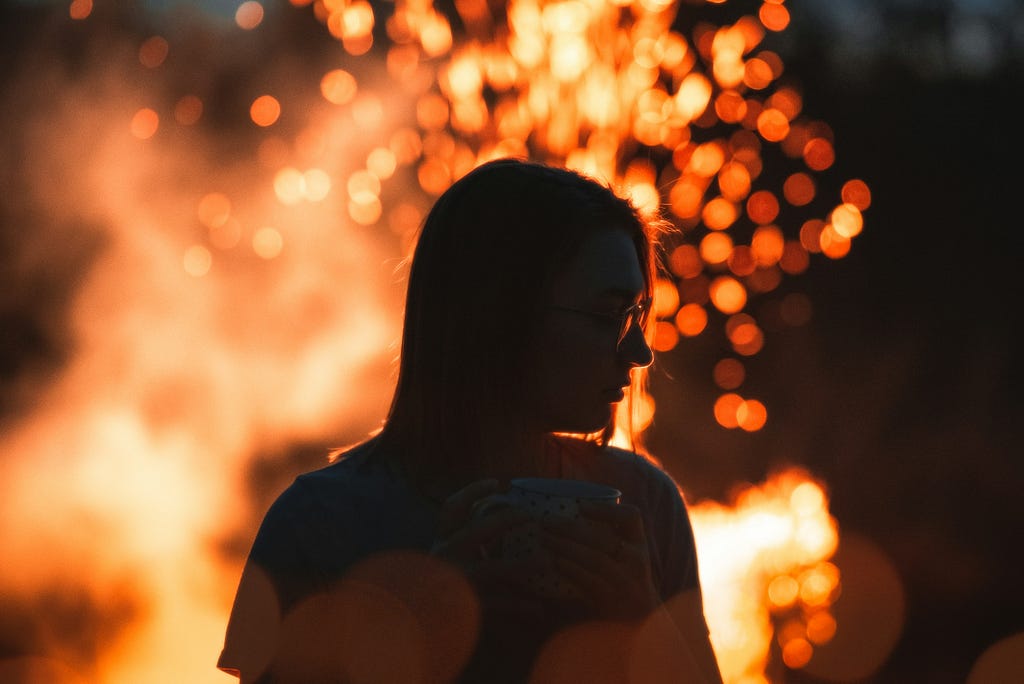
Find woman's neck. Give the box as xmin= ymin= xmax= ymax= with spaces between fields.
xmin=378 ymin=428 xmax=563 ymax=502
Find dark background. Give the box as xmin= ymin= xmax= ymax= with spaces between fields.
xmin=2 ymin=0 xmax=1022 ymax=681
xmin=648 ymin=3 xmax=1024 ymax=680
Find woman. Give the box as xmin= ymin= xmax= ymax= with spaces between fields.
xmin=219 ymin=158 xmax=723 ymax=683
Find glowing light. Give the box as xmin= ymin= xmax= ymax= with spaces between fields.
xmin=669 ymin=179 xmax=704 ymax=218
xmin=252 ymin=227 xmax=284 ymax=259
xmin=747 ymin=266 xmax=781 ymax=294
xmin=759 ymin=2 xmax=790 ymax=32
xmin=803 ymin=137 xmax=835 ymax=171
xmin=781 ymin=637 xmax=812 ymax=668
xmin=746 ymin=190 xmax=780 ymax=224
xmin=768 ymin=575 xmax=799 ymax=609
xmin=183 ymin=245 xmax=212 ymax=276
xmin=769 ymin=87 xmax=802 ymax=121
xmin=675 ymin=303 xmax=708 ymax=337
xmin=783 ymin=172 xmax=815 ymax=206
xmin=674 ymin=72 xmax=713 ymax=122
xmin=349 ymin=197 xmax=383 ymax=225
xmin=420 ymin=14 xmax=453 ymax=57
xmin=713 ymin=358 xmax=745 ymax=390
xmin=806 ymin=611 xmax=836 ymax=645
xmin=138 ymin=36 xmax=169 ymax=68
xmin=174 ymin=95 xmax=203 ymax=125
xmin=130 ymin=108 xmax=159 ymax=139
xmin=367 ymin=147 xmax=398 ymax=179
xmin=68 ymin=0 xmax=92 ymax=20
xmin=756 ymin=107 xmax=789 ymax=142
xmin=751 ymin=225 xmax=784 ymax=266
xmin=692 ymin=469 xmax=840 ymax=682
xmin=737 ymin=398 xmax=767 ymax=431
xmin=779 ymin=240 xmax=810 ymax=274
xmin=715 ymin=91 xmax=747 ymax=123
xmin=652 ymin=321 xmax=679 ymax=352
xmin=347 ymin=169 xmax=382 ymax=204
xmin=830 ymin=202 xmax=864 ymax=238
xmin=343 ymin=1 xmax=375 ymax=39
xmin=723 ymin=248 xmax=752 ymax=278
xmin=820 ymin=224 xmax=852 ymax=259
xmin=321 ymin=69 xmax=358 ymax=105
xmin=709 ymin=276 xmax=747 ymax=314
xmin=700 ymin=232 xmax=734 ymax=265
xmin=274 ymin=167 xmax=305 ymax=205
xmin=678 ymin=275 xmax=710 ymax=307
xmin=729 ymin=322 xmax=764 ymax=356
xmin=690 ymin=142 xmax=727 ymax=177
xmin=236 ymin=1 xmax=265 ymax=29
xmin=714 ymin=393 xmax=743 ymax=428
xmin=717 ymin=161 xmax=751 ymax=201
xmin=703 ymin=197 xmax=739 ymax=231
xmin=197 ymin=192 xmax=231 ymax=228
xmin=653 ymin=278 xmax=680 ymax=318
xmin=799 ymin=218 xmax=825 ymax=253
xmin=841 ymin=178 xmax=872 ymax=211
xmin=418 ymin=158 xmax=451 ymax=195
xmin=250 ymin=95 xmax=281 ymax=127
xmin=669 ymin=244 xmax=704 ymax=279
xmin=303 ymin=169 xmax=332 ymax=201
xmin=968 ymin=632 xmax=1024 ymax=684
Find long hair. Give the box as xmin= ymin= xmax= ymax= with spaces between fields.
xmin=377 ymin=158 xmax=660 ymax=480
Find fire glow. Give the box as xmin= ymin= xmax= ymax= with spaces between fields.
xmin=0 ymin=0 xmax=879 ymax=681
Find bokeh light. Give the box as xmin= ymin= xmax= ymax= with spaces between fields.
xmin=0 ymin=0 xmax=878 ymax=681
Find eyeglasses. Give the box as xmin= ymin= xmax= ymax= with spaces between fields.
xmin=550 ymin=297 xmax=653 ymax=347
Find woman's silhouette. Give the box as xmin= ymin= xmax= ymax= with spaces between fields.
xmin=219 ymin=158 xmax=723 ymax=683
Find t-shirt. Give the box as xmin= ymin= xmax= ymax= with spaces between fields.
xmin=218 ymin=438 xmax=709 ymax=683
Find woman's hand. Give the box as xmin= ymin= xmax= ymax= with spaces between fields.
xmin=539 ymin=500 xmax=661 ymax=621
xmin=430 ymin=479 xmax=550 ymax=623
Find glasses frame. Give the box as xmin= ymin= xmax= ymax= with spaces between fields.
xmin=549 ymin=297 xmax=653 ymax=348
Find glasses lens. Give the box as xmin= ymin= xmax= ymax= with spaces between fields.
xmin=614 ymin=301 xmax=638 ymax=344
xmin=618 ymin=300 xmax=649 ymax=345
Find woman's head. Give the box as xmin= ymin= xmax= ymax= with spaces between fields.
xmin=384 ymin=158 xmax=660 ymax=472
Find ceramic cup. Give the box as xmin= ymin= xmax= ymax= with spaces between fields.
xmin=473 ymin=477 xmax=622 ymax=598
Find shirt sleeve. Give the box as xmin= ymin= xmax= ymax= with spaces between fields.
xmin=649 ymin=471 xmax=723 ymax=684
xmin=643 ymin=465 xmax=701 ymax=600
xmin=217 ymin=478 xmax=330 ymax=681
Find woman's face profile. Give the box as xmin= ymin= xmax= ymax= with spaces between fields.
xmin=528 ymin=228 xmax=654 ymax=434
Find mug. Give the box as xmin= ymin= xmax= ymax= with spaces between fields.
xmin=474 ymin=477 xmax=622 ymax=598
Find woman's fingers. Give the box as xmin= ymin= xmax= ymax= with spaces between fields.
xmin=442 ymin=505 xmax=533 ymax=555
xmin=540 ymin=526 xmax=630 ymax=578
xmin=578 ymin=500 xmax=646 ymax=542
xmin=436 ymin=478 xmax=501 ymax=536
xmin=539 ymin=509 xmax=660 ymax=620
xmin=541 ymin=506 xmax=642 ymax=560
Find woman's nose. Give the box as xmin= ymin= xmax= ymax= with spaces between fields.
xmin=618 ymin=320 xmax=654 ymax=368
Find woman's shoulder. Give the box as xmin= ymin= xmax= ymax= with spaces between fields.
xmin=261 ymin=438 xmax=388 ymax=521
xmin=555 ymin=436 xmax=682 ymax=499
xmin=295 ymin=437 xmax=383 ymax=486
